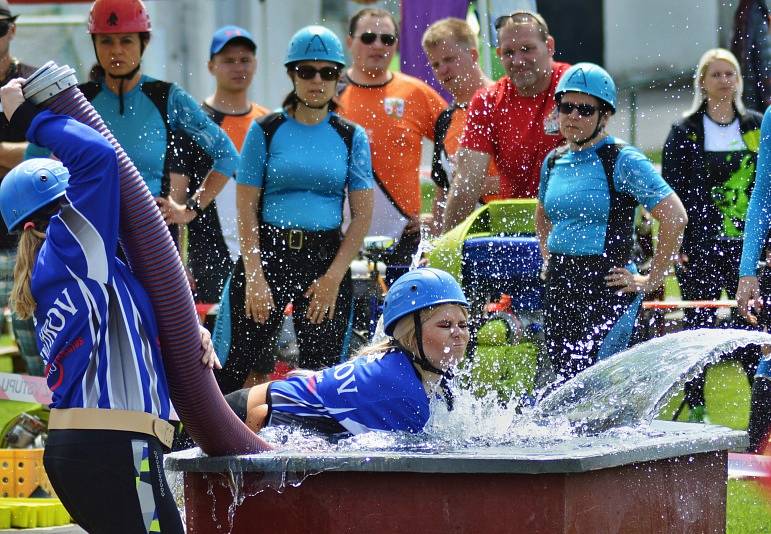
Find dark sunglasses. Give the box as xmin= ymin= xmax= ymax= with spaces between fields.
xmin=0 ymin=19 xmax=15 ymax=39
xmin=557 ymin=102 xmax=598 ymax=117
xmin=494 ymin=11 xmax=549 ymax=34
xmin=294 ymin=65 xmax=340 ymax=81
xmin=357 ymin=32 xmax=397 ymax=46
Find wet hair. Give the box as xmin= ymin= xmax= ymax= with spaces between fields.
xmin=348 ymin=7 xmax=399 ymax=39
xmin=282 ymin=62 xmax=340 ymax=112
xmin=494 ymin=11 xmax=550 ymax=42
xmin=421 ymin=17 xmax=478 ymax=52
xmin=684 ymin=48 xmax=745 ymax=117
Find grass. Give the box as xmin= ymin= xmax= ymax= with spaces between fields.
xmin=656 ymin=361 xmax=771 ymax=532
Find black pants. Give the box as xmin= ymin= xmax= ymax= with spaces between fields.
xmin=44 ymin=429 xmax=183 ymax=534
xmin=544 ymin=254 xmax=637 ymax=382
xmin=214 ymin=224 xmax=353 ymax=394
xmin=677 ymin=240 xmax=760 ymax=408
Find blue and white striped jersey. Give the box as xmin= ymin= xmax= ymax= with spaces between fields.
xmin=26 ymin=110 xmax=171 ymax=418
xmin=267 ymin=349 xmax=430 ymax=435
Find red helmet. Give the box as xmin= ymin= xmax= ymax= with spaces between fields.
xmin=88 ymin=0 xmax=151 ymax=34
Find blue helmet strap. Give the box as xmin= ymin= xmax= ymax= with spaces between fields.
xmin=412 ymin=313 xmax=455 ymax=411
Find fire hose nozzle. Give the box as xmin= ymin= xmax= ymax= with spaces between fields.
xmin=22 ymin=61 xmax=78 ymax=106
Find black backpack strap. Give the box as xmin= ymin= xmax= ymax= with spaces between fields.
xmin=540 ymin=144 xmax=568 ymax=199
xmin=596 ymin=142 xmax=637 ymax=264
xmin=140 ymin=81 xmax=173 ymax=196
xmin=258 ymin=111 xmax=288 ymax=154
xmin=430 ymin=107 xmax=456 ymax=190
xmin=78 ymin=81 xmax=102 ymax=102
xmin=327 ymin=114 xmax=356 ymax=157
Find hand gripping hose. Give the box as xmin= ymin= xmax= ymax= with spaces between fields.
xmin=22 ymin=62 xmax=271 ymax=455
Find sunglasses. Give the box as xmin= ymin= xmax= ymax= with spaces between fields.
xmin=494 ymin=11 xmax=549 ymax=34
xmin=557 ymin=102 xmax=598 ymax=117
xmin=357 ymin=32 xmax=397 ymax=46
xmin=294 ymin=65 xmax=340 ymax=81
xmin=0 ymin=19 xmax=14 ymax=39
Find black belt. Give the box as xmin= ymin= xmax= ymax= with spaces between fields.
xmin=260 ymin=223 xmax=340 ymax=251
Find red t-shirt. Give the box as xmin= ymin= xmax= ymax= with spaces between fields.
xmin=461 ymin=62 xmax=570 ymax=198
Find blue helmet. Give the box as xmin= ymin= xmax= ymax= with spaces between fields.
xmin=284 ymin=25 xmax=346 ymax=67
xmin=382 ymin=268 xmax=469 ymax=336
xmin=0 ymin=158 xmax=69 ymax=233
xmin=555 ymin=62 xmax=617 ymax=112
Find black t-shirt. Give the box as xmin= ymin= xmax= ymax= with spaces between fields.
xmin=0 ymin=59 xmax=38 ymax=249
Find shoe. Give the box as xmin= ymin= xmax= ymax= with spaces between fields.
xmin=688 ymin=405 xmax=707 ymax=423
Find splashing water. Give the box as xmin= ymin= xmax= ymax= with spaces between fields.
xmin=535 ymin=328 xmax=771 ymax=433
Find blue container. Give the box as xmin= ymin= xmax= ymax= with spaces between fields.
xmin=462 ymin=236 xmax=543 ymax=311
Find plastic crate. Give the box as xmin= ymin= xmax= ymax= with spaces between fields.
xmin=0 ymin=450 xmax=54 ymax=499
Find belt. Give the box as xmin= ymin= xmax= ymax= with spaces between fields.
xmin=48 ymin=408 xmax=175 ymax=449
xmin=261 ymin=224 xmax=340 ymax=251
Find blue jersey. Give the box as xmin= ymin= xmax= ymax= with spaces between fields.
xmin=268 ymin=350 xmax=429 ymax=434
xmin=740 ymin=107 xmax=771 ymax=276
xmin=237 ymin=111 xmax=373 ymax=231
xmin=538 ymin=136 xmax=672 ymax=256
xmin=26 ymin=110 xmax=171 ymax=418
xmin=27 ymin=76 xmax=239 ymax=197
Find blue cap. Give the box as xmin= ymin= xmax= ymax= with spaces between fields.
xmin=210 ymin=25 xmax=256 ymax=57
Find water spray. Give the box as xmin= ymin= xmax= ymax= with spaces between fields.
xmin=22 ymin=61 xmax=271 ymax=455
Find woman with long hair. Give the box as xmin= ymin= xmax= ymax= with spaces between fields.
xmin=662 ymin=48 xmax=764 ymax=422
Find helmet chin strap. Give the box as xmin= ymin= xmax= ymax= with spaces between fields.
xmin=411 ymin=313 xmax=455 ymax=410
xmin=572 ymin=112 xmax=605 ymax=147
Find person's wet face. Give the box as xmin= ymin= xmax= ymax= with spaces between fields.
xmin=425 ymin=38 xmax=478 ymax=98
xmin=420 ymin=304 xmax=469 ymax=371
xmin=209 ymin=42 xmax=257 ymax=93
xmin=94 ymin=33 xmax=143 ymax=78
xmin=347 ymin=14 xmax=397 ymax=75
xmin=702 ymin=58 xmax=738 ymax=105
xmin=557 ymin=92 xmax=606 ymax=145
xmin=496 ymin=22 xmax=554 ymax=96
xmin=291 ymin=60 xmax=340 ymax=108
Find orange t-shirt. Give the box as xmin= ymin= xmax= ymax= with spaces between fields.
xmin=338 ymin=72 xmax=447 ymax=219
xmin=207 ymin=102 xmax=270 ymax=151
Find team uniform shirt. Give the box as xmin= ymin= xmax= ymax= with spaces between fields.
xmin=461 ymin=62 xmax=570 ymax=199
xmin=538 ymin=136 xmax=673 ymax=256
xmin=237 ymin=111 xmax=373 ymax=231
xmin=267 ymin=349 xmax=430 ymax=434
xmin=741 ymin=107 xmax=771 ymax=276
xmin=337 ymin=72 xmax=446 ymax=238
xmin=27 ymin=75 xmax=239 ymax=198
xmin=431 ymin=103 xmax=499 ymax=203
xmin=23 ymin=110 xmax=171 ymax=418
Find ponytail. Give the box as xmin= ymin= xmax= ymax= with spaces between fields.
xmin=9 ymin=226 xmax=45 ymax=320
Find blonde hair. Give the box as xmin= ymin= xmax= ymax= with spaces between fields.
xmin=684 ymin=48 xmax=746 ymax=116
xmin=10 ymin=227 xmax=45 ymax=320
xmin=422 ymin=17 xmax=478 ymax=52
